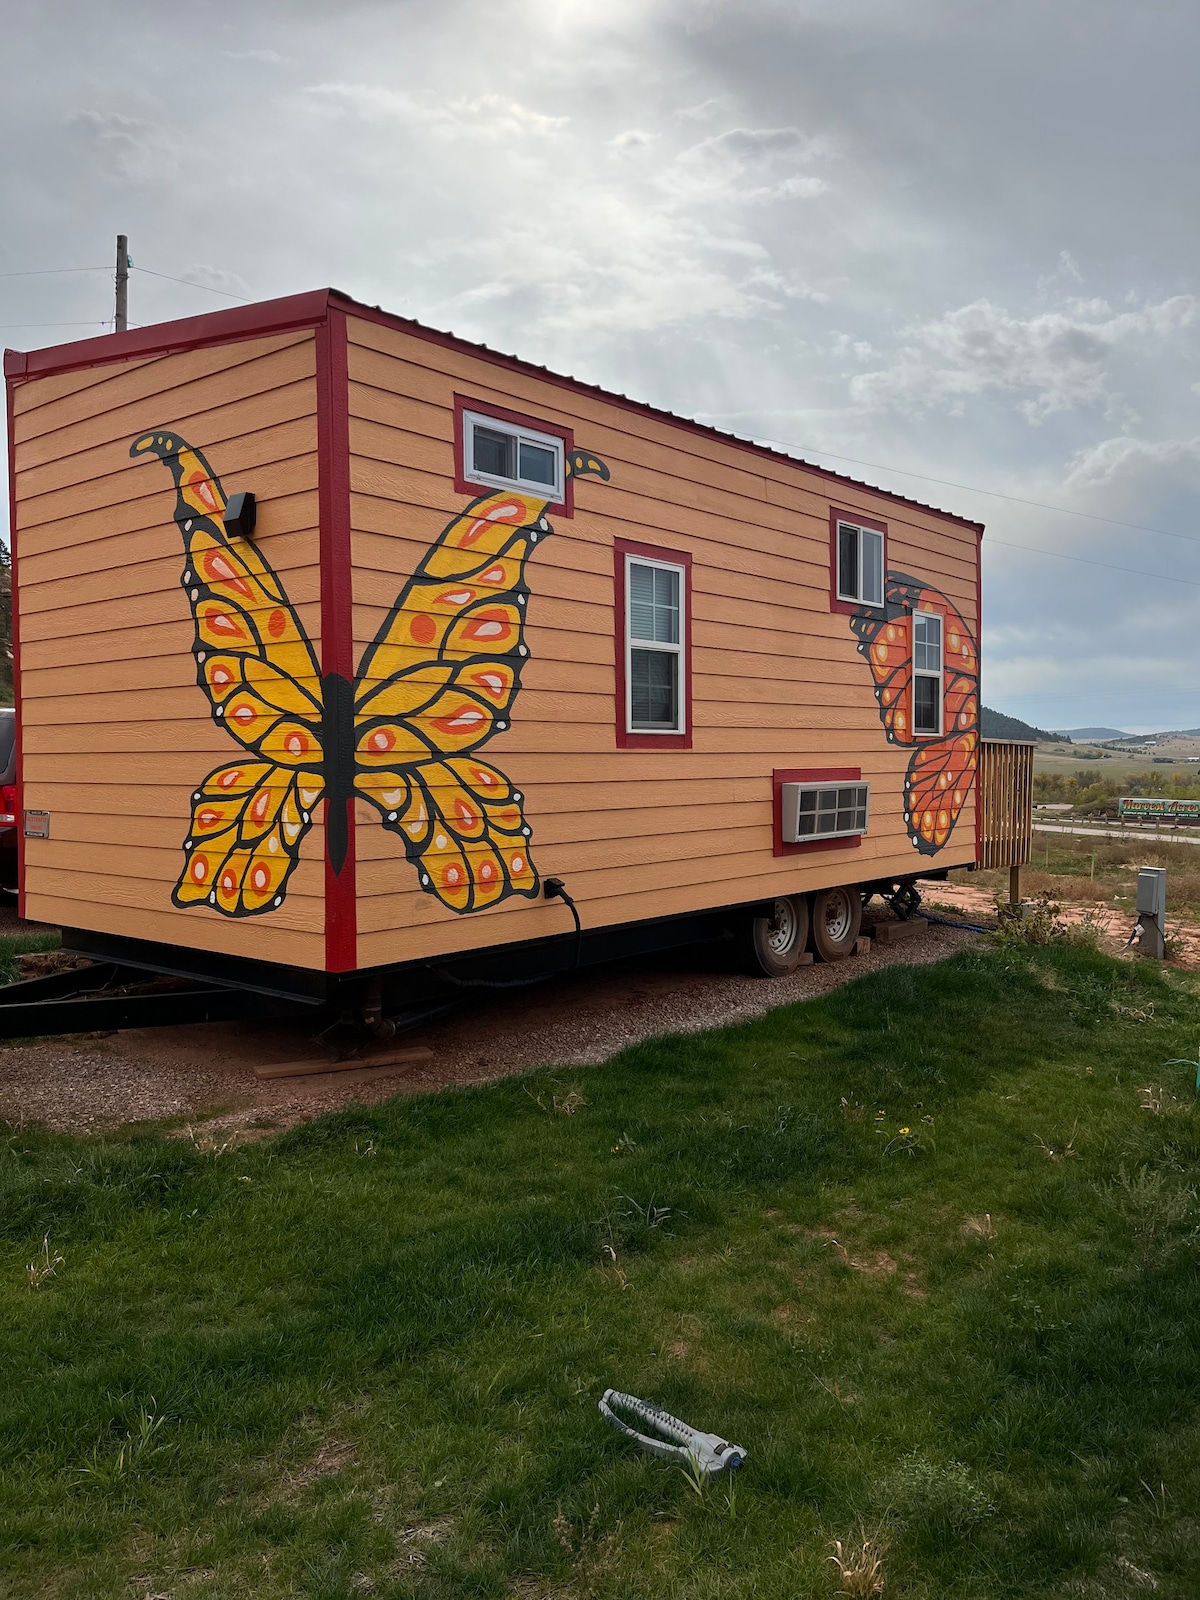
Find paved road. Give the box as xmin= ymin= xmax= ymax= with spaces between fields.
xmin=1033 ymin=821 xmax=1200 ymax=847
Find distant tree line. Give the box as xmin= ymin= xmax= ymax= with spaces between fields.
xmin=1033 ymin=770 xmax=1200 ymax=809
xmin=981 ymin=707 xmax=1062 ymax=742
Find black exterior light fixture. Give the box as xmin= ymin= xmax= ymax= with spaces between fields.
xmin=223 ymin=491 xmax=257 ymax=540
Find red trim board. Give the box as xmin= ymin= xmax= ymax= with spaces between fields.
xmin=4 ymin=374 xmax=24 ymax=919
xmin=315 ymin=309 xmax=357 ymax=973
xmin=3 ymin=290 xmax=332 ymax=381
xmin=772 ymin=768 xmax=864 ymax=858
xmin=613 ymin=537 xmax=693 ymax=751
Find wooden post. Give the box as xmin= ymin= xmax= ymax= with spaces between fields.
xmin=1009 ymin=864 xmax=1021 ymax=907
xmin=115 ymin=235 xmax=128 ymax=332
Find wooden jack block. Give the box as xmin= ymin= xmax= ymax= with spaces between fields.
xmin=871 ymin=917 xmax=928 ymax=946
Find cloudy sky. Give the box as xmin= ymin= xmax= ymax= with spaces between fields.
xmin=4 ymin=0 xmax=1199 ymax=733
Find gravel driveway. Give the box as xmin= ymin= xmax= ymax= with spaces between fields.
xmin=0 ymin=916 xmax=975 ymax=1141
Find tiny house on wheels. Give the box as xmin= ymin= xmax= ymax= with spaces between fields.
xmin=4 ymin=289 xmax=1014 ymax=1021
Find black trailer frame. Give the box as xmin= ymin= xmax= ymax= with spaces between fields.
xmin=0 ymin=871 xmax=946 ymax=1039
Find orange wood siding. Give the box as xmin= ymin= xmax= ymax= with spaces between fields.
xmin=345 ymin=315 xmax=980 ymax=969
xmin=12 ymin=331 xmax=326 ymax=969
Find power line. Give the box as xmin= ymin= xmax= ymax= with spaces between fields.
xmin=0 ymin=266 xmax=109 ymax=278
xmin=0 ymin=320 xmax=112 ymax=329
xmin=985 ymin=537 xmax=1200 ymax=589
xmin=743 ymin=432 xmax=1200 ymax=548
xmin=131 ymin=266 xmax=250 ymax=301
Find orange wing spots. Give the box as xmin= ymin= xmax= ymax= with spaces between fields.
xmin=428 ymin=702 xmax=489 ymax=741
xmin=198 ymin=603 xmax=251 ymax=644
xmin=466 ymin=665 xmax=514 ymax=702
xmin=202 ymin=548 xmax=254 ymax=598
xmin=409 ymin=614 xmax=437 ymax=645
xmin=206 ymin=661 xmax=237 ymax=697
xmin=461 ymin=840 xmax=507 ymax=907
xmin=355 ymin=719 xmax=429 ymax=768
xmin=186 ymin=470 xmax=220 ymax=515
xmin=227 ymin=698 xmax=263 ymax=731
xmin=268 ymin=609 xmax=287 ymax=639
xmin=459 ymin=608 xmax=516 ymax=644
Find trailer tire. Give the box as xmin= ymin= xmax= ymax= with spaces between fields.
xmin=810 ymin=885 xmax=862 ymax=963
xmin=743 ymin=895 xmax=810 ymax=977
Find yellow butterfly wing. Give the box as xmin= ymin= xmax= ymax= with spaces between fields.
xmin=354 ymin=454 xmax=609 ymax=912
xmin=131 ymin=431 xmax=326 ymax=916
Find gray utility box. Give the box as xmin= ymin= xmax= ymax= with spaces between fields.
xmin=1137 ymin=867 xmax=1167 ymax=920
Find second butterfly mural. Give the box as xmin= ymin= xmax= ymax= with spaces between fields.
xmin=851 ymin=573 xmax=980 ymax=855
xmin=132 ymin=431 xmax=610 ymax=918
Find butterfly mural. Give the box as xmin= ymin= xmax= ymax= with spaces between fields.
xmin=131 ymin=431 xmax=610 ymax=917
xmin=850 ymin=572 xmax=979 ymax=855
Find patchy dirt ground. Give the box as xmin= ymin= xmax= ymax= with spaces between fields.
xmin=928 ymin=877 xmax=1200 ymax=966
xmin=0 ymin=910 xmax=975 ymax=1141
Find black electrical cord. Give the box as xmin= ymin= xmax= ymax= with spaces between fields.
xmin=435 ymin=878 xmax=584 ymax=991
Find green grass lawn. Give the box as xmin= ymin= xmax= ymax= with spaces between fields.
xmin=5 ymin=944 xmax=1200 ymax=1598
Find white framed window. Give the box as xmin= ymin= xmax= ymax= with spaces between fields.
xmin=781 ymin=782 xmax=870 ymax=843
xmin=912 ymin=609 xmax=943 ymax=735
xmin=625 ymin=555 xmax=685 ymax=734
xmin=462 ymin=408 xmax=565 ymax=500
xmin=836 ymin=519 xmax=884 ymax=608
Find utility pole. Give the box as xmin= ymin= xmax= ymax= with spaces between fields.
xmin=115 ymin=234 xmax=129 ymax=332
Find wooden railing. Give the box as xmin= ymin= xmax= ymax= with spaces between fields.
xmin=977 ymin=739 xmax=1034 ymax=869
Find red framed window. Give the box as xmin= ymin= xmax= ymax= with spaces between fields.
xmin=454 ymin=394 xmax=575 ymax=514
xmin=829 ymin=507 xmax=886 ymax=616
xmin=614 ymin=538 xmax=693 ymax=749
xmin=772 ymin=768 xmax=865 ymax=857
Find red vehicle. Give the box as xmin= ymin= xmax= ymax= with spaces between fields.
xmin=0 ymin=708 xmax=16 ymax=895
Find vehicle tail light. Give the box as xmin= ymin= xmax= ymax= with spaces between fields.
xmin=0 ymin=785 xmax=16 ymax=826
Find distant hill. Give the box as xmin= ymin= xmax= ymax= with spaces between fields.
xmin=1054 ymin=726 xmax=1129 ymax=743
xmin=981 ymin=707 xmax=1064 ymax=742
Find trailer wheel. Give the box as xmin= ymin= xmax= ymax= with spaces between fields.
xmin=810 ymin=885 xmax=862 ymax=962
xmin=743 ymin=895 xmax=810 ymax=977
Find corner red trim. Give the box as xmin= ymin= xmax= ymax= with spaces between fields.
xmin=316 ymin=309 xmax=357 ymax=973
xmin=613 ymin=537 xmax=693 ymax=750
xmin=829 ymin=506 xmax=888 ymax=618
xmin=4 ymin=374 xmax=24 ymax=918
xmin=773 ymin=767 xmax=864 ymax=858
xmin=453 ymin=394 xmax=575 ymax=515
xmin=4 ymin=290 xmax=331 ymax=383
